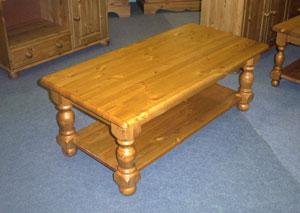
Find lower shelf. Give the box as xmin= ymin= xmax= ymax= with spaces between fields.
xmin=75 ymin=83 xmax=238 ymax=171
xmin=8 ymin=19 xmax=67 ymax=48
xmin=282 ymin=58 xmax=300 ymax=84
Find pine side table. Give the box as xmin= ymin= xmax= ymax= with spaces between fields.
xmin=108 ymin=0 xmax=130 ymax=17
xmin=271 ymin=15 xmax=300 ymax=86
xmin=40 ymin=24 xmax=268 ymax=196
xmin=138 ymin=0 xmax=200 ymax=15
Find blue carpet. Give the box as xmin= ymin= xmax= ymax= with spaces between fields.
xmin=0 ymin=4 xmax=300 ymax=213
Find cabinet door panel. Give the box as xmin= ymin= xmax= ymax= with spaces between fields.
xmin=0 ymin=2 xmax=10 ymax=69
xmin=266 ymin=0 xmax=289 ymax=45
xmin=201 ymin=0 xmax=245 ymax=36
xmin=242 ymin=0 xmax=269 ymax=42
xmin=288 ymin=0 xmax=300 ymax=19
xmin=72 ymin=0 xmax=106 ymax=47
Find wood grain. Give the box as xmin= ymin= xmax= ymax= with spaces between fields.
xmin=8 ymin=19 xmax=69 ymax=48
xmin=72 ymin=0 xmax=106 ymax=48
xmin=41 ymin=23 xmax=267 ymax=195
xmin=139 ymin=0 xmax=201 ymax=15
xmin=74 ymin=84 xmax=238 ymax=171
xmin=41 ymin=23 xmax=268 ymax=128
xmin=108 ymin=0 xmax=130 ymax=17
xmin=11 ymin=33 xmax=72 ymax=70
xmin=201 ymin=0 xmax=245 ymax=36
xmin=201 ymin=0 xmax=291 ymax=44
xmin=273 ymin=15 xmax=300 ymax=38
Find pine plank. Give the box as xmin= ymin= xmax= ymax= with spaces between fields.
xmin=41 ymin=23 xmax=268 ymax=128
xmin=75 ymin=84 xmax=238 ymax=171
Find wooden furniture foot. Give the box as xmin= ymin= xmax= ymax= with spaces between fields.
xmin=237 ymin=58 xmax=255 ymax=111
xmin=8 ymin=72 xmax=19 ymax=79
xmin=271 ymin=33 xmax=286 ymax=87
xmin=99 ymin=38 xmax=110 ymax=46
xmin=50 ymin=92 xmax=77 ymax=157
xmin=111 ymin=125 xmax=141 ymax=195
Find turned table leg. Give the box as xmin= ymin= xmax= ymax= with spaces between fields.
xmin=271 ymin=33 xmax=287 ymax=87
xmin=237 ymin=58 xmax=256 ymax=112
xmin=50 ymin=92 xmax=77 ymax=157
xmin=111 ymin=124 xmax=141 ymax=196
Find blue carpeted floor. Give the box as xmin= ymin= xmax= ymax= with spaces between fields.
xmin=1 ymin=4 xmax=300 ymax=213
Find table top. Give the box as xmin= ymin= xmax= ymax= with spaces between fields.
xmin=40 ymin=23 xmax=268 ymax=128
xmin=273 ymin=15 xmax=300 ymax=37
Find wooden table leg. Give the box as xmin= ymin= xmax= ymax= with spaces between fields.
xmin=50 ymin=91 xmax=77 ymax=157
xmin=237 ymin=58 xmax=256 ymax=112
xmin=111 ymin=124 xmax=141 ymax=196
xmin=271 ymin=33 xmax=287 ymax=87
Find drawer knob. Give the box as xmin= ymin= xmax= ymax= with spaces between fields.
xmin=74 ymin=16 xmax=81 ymax=21
xmin=25 ymin=50 xmax=33 ymax=59
xmin=56 ymin=42 xmax=63 ymax=49
xmin=297 ymin=8 xmax=300 ymax=12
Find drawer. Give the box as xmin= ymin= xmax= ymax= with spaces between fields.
xmin=11 ymin=34 xmax=72 ymax=70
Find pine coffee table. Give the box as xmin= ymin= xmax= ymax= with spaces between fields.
xmin=40 ymin=24 xmax=268 ymax=196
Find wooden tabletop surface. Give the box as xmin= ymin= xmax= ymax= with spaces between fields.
xmin=273 ymin=15 xmax=300 ymax=37
xmin=41 ymin=23 xmax=268 ymax=128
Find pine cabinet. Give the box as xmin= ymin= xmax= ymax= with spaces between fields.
xmin=201 ymin=0 xmax=293 ymax=45
xmin=0 ymin=0 xmax=109 ymax=79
